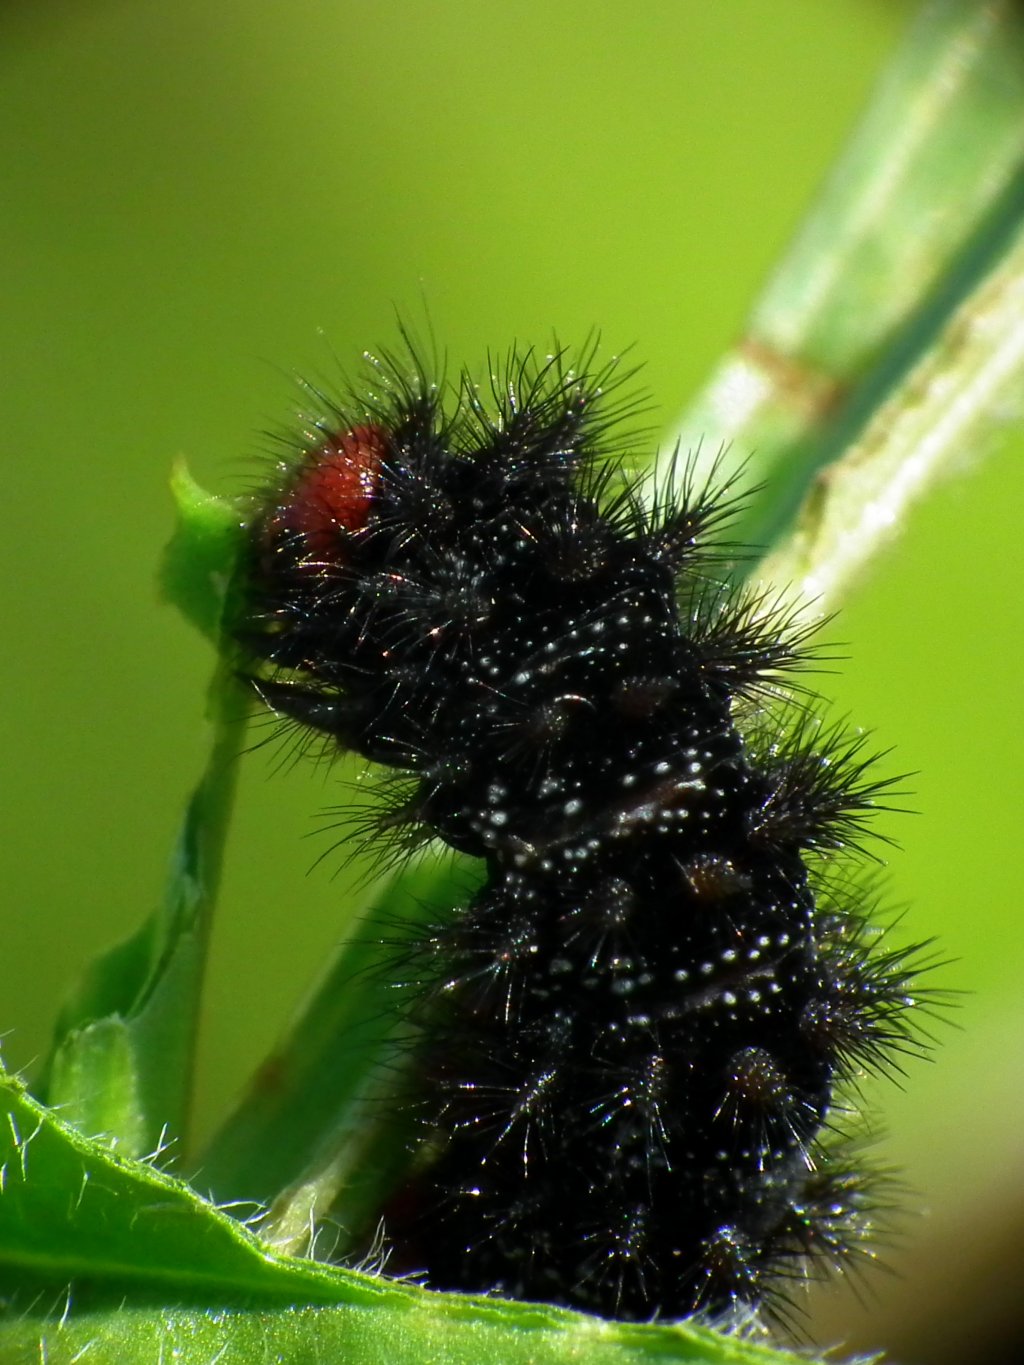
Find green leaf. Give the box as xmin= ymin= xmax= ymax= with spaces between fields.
xmin=1 ymin=1307 xmax=806 ymax=1365
xmin=0 ymin=1066 xmax=355 ymax=1304
xmin=38 ymin=471 xmax=250 ymax=1157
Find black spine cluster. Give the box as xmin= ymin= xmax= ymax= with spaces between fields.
xmin=238 ymin=344 xmax=928 ymax=1323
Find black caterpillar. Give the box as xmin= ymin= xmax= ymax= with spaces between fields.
xmin=236 ymin=341 xmax=928 ymax=1324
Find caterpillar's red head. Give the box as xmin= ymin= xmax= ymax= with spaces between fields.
xmin=267 ymin=422 xmax=388 ymax=562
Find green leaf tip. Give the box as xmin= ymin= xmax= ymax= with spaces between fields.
xmin=161 ymin=459 xmax=248 ymax=643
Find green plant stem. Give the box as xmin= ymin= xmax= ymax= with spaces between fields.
xmin=670 ymin=0 xmax=1024 ymax=551
xmin=758 ymin=207 xmax=1024 ymax=615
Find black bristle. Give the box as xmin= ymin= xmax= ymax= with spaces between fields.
xmin=234 ymin=338 xmax=936 ymax=1327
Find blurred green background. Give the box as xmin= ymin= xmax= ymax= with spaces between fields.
xmin=2 ymin=3 xmax=1022 ymax=1362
